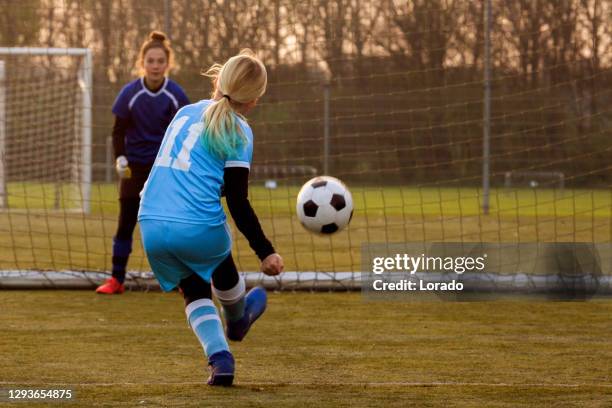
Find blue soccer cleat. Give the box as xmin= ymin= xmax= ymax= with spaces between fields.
xmin=226 ymin=287 xmax=267 ymax=342
xmin=207 ymin=350 xmax=235 ymax=386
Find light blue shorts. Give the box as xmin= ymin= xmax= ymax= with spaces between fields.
xmin=139 ymin=219 xmax=232 ymax=291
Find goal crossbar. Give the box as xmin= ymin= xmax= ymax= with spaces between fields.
xmin=0 ymin=47 xmax=90 ymax=56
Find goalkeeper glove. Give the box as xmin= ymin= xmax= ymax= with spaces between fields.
xmin=115 ymin=155 xmax=132 ymax=179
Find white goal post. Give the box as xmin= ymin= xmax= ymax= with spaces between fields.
xmin=0 ymin=59 xmax=5 ymax=208
xmin=0 ymin=47 xmax=92 ymax=213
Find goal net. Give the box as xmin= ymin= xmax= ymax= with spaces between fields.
xmin=0 ymin=48 xmax=92 ymax=213
xmin=0 ymin=2 xmax=610 ymax=295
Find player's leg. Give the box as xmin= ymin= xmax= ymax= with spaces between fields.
xmin=179 ymin=272 xmax=234 ymax=386
xmin=97 ymin=165 xmax=151 ymax=294
xmin=212 ymin=253 xmax=267 ymax=342
xmin=212 ymin=254 xmax=245 ymax=321
xmin=96 ymin=197 xmax=139 ymax=294
xmin=140 ymin=219 xmax=235 ymax=385
xmin=113 ymin=167 xmax=151 ymax=283
xmin=112 ymin=197 xmax=139 ymax=282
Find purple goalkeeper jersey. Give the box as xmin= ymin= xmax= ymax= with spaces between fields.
xmin=112 ymin=77 xmax=190 ymax=164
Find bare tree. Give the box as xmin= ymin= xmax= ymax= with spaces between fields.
xmin=543 ymin=0 xmax=578 ymax=86
xmin=576 ymin=0 xmax=606 ymax=116
xmin=0 ymin=0 xmax=41 ymax=46
xmin=290 ymin=0 xmax=318 ymax=66
xmin=347 ymin=0 xmax=383 ymax=76
xmin=500 ymin=0 xmax=548 ymax=87
xmin=315 ymin=0 xmax=349 ymax=78
xmin=377 ymin=0 xmax=458 ymax=80
xmin=171 ymin=1 xmax=216 ymax=70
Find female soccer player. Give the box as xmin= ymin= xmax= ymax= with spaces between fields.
xmin=138 ymin=49 xmax=284 ymax=386
xmin=96 ymin=31 xmax=190 ymax=294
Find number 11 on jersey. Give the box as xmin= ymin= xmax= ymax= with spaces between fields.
xmin=155 ymin=115 xmax=203 ymax=172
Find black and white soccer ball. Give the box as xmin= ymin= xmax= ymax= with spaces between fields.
xmin=296 ymin=176 xmax=353 ymax=234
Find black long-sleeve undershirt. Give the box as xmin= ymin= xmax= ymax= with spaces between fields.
xmin=112 ymin=116 xmax=130 ymax=159
xmin=224 ymin=167 xmax=275 ymax=261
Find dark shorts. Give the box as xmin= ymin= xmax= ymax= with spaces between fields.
xmin=119 ymin=163 xmax=153 ymax=199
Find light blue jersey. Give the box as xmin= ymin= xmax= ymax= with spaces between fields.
xmin=138 ymin=99 xmax=253 ymax=226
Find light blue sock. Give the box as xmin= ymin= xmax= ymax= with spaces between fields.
xmin=185 ymin=299 xmax=229 ymax=357
xmin=213 ymin=276 xmax=246 ymax=322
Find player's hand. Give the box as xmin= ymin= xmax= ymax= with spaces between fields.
xmin=261 ymin=253 xmax=283 ymax=276
xmin=115 ymin=155 xmax=132 ymax=179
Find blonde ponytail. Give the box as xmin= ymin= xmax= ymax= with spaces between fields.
xmin=201 ymin=49 xmax=267 ymax=159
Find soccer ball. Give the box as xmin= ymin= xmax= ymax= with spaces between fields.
xmin=296 ymin=176 xmax=353 ymax=234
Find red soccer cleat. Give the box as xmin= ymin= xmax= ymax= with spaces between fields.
xmin=95 ymin=277 xmax=125 ymax=294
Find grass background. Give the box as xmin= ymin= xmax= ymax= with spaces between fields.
xmin=1 ymin=183 xmax=611 ymax=275
xmin=1 ymin=291 xmax=611 ymax=407
xmin=0 ymin=183 xmax=612 ymax=271
xmin=4 ymin=182 xmax=612 ymax=217
xmin=2 ymin=183 xmax=611 ymax=406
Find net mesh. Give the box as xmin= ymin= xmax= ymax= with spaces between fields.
xmin=1 ymin=54 xmax=83 ymax=211
xmin=0 ymin=0 xmax=611 ymax=291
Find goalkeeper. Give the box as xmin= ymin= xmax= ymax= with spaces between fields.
xmin=138 ymin=49 xmax=283 ymax=386
xmin=96 ymin=31 xmax=190 ymax=294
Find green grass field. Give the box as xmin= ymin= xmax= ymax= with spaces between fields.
xmin=1 ymin=291 xmax=611 ymax=407
xmin=1 ymin=183 xmax=612 ymax=274
xmin=2 ymin=184 xmax=611 ymax=406
xmin=4 ymin=182 xmax=612 ymax=217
